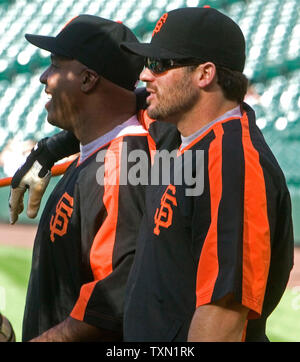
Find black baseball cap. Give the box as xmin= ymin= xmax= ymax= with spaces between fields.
xmin=121 ymin=7 xmax=246 ymax=72
xmin=25 ymin=15 xmax=144 ymax=90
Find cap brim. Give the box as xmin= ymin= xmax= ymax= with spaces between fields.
xmin=25 ymin=34 xmax=72 ymax=58
xmin=121 ymin=41 xmax=191 ymax=60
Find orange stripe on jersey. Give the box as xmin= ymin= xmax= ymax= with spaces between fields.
xmin=70 ymin=281 xmax=97 ymax=321
xmin=241 ymin=111 xmax=271 ymax=318
xmin=241 ymin=320 xmax=248 ymax=342
xmin=70 ymin=140 xmax=122 ymax=320
xmin=139 ymin=110 xmax=156 ymax=131
xmin=178 ymin=116 xmax=240 ymax=156
xmin=89 ymin=138 xmax=122 ymax=281
xmin=195 ymin=124 xmax=224 ymax=307
xmin=138 ymin=109 xmax=156 ymax=164
xmin=147 ymin=134 xmax=157 ymax=166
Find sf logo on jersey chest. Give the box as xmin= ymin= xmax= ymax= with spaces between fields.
xmin=50 ymin=192 xmax=74 ymax=242
xmin=154 ymin=184 xmax=177 ymax=235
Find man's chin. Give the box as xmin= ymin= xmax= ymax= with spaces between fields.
xmin=47 ymin=116 xmax=57 ymax=127
xmin=47 ymin=116 xmax=64 ymax=129
xmin=146 ymin=106 xmax=160 ymax=120
xmin=147 ymin=107 xmax=173 ymax=123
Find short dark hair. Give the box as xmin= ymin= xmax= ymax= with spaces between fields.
xmin=216 ymin=65 xmax=248 ymax=103
xmin=186 ymin=63 xmax=248 ymax=103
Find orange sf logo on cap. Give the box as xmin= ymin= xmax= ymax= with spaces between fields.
xmin=152 ymin=13 xmax=168 ymax=37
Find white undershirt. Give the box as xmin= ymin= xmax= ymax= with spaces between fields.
xmin=79 ymin=114 xmax=147 ymax=164
xmin=180 ymin=105 xmax=242 ymax=150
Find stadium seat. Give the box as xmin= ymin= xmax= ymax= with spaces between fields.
xmin=0 ymin=0 xmax=299 ymax=189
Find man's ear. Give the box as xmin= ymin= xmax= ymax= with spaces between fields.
xmin=196 ymin=62 xmax=217 ymax=89
xmin=81 ymin=69 xmax=100 ymax=92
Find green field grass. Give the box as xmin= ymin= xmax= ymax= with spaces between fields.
xmin=0 ymin=245 xmax=32 ymax=342
xmin=0 ymin=244 xmax=299 ymax=342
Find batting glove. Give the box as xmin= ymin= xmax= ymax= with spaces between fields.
xmin=9 ymin=138 xmax=55 ymax=224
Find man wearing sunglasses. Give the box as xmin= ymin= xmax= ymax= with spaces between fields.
xmin=120 ymin=7 xmax=294 ymax=341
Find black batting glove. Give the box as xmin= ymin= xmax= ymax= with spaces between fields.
xmin=9 ymin=131 xmax=79 ymax=224
xmin=9 ymin=138 xmax=55 ymax=224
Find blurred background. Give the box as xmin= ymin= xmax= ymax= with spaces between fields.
xmin=0 ymin=0 xmax=299 ymax=341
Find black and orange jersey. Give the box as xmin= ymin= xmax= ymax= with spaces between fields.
xmin=124 ymin=103 xmax=294 ymax=342
xmin=22 ymin=116 xmax=152 ymax=341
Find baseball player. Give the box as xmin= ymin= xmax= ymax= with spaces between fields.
xmin=9 ymin=89 xmax=179 ymax=225
xmin=119 ymin=7 xmax=294 ymax=341
xmin=18 ymin=14 xmax=154 ymax=342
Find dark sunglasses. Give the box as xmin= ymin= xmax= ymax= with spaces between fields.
xmin=145 ymin=57 xmax=201 ymax=74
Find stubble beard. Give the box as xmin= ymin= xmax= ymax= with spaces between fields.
xmin=147 ymin=70 xmax=199 ymax=122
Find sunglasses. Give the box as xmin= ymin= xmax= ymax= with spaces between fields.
xmin=145 ymin=57 xmax=201 ymax=74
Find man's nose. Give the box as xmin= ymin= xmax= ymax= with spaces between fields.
xmin=140 ymin=67 xmax=156 ymax=83
xmin=39 ymin=67 xmax=49 ymax=84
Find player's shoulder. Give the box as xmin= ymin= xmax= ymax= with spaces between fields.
xmin=116 ymin=113 xmax=149 ymax=138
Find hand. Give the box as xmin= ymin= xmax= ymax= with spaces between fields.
xmin=187 ymin=293 xmax=249 ymax=342
xmin=29 ymin=317 xmax=122 ymax=342
xmin=9 ymin=138 xmax=55 ymax=224
xmin=0 ymin=313 xmax=16 ymax=342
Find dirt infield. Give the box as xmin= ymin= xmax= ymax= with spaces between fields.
xmin=0 ymin=223 xmax=37 ymax=249
xmin=0 ymin=222 xmax=299 ymax=289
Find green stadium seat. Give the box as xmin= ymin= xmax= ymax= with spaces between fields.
xmin=0 ymin=0 xmax=299 ymax=188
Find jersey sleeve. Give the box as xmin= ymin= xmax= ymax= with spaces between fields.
xmin=46 ymin=130 xmax=80 ymax=160
xmin=70 ymin=135 xmax=148 ymax=332
xmin=194 ymin=117 xmax=271 ymax=319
